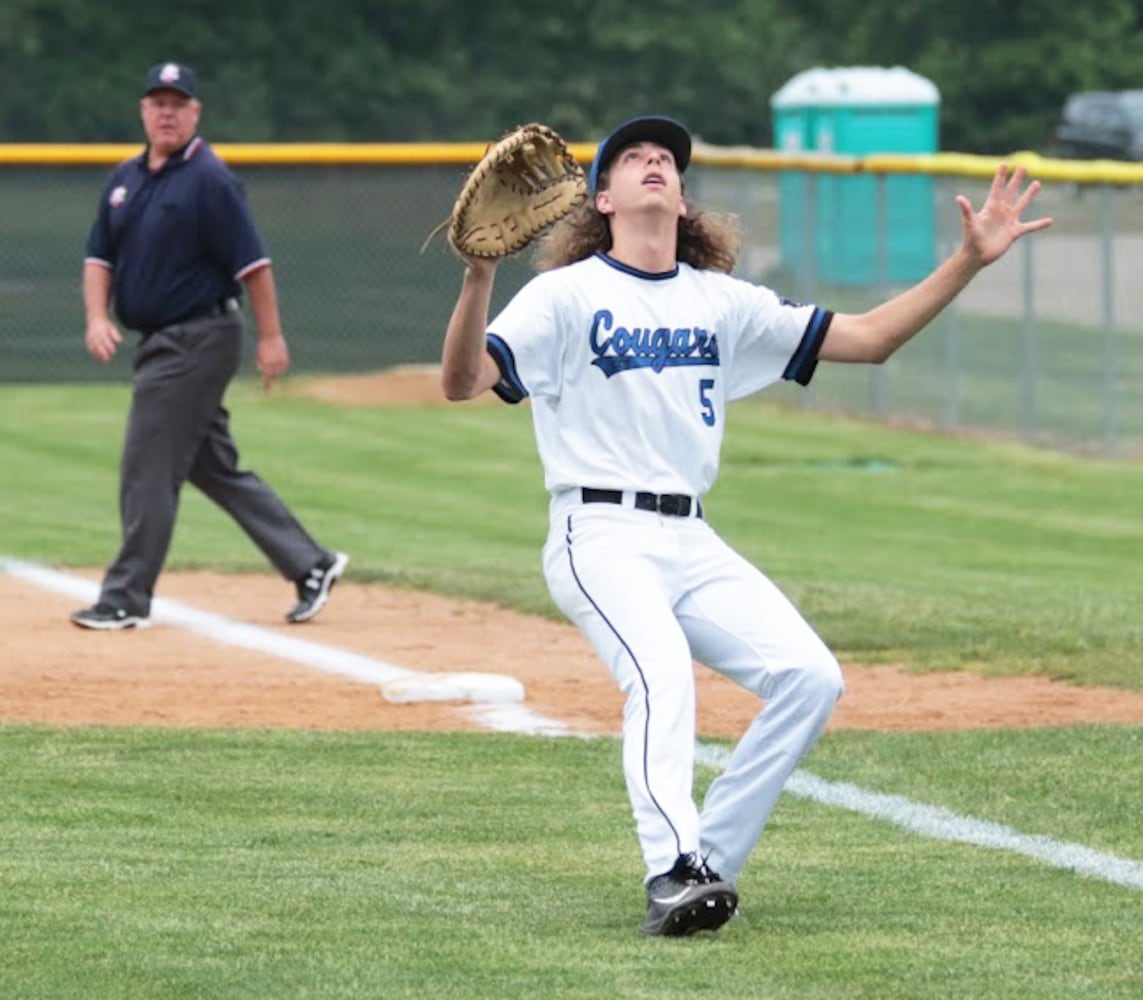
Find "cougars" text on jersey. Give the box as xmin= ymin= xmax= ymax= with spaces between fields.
xmin=589 ymin=309 xmax=720 ymax=377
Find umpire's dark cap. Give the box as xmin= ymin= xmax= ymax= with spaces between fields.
xmin=589 ymin=116 xmax=692 ymax=193
xmin=142 ymin=62 xmax=198 ymax=99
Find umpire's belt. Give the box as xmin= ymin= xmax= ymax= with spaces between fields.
xmin=143 ymin=298 xmax=240 ymax=336
xmin=581 ymin=487 xmax=703 ymax=519
xmin=186 ymin=297 xmax=240 ymax=322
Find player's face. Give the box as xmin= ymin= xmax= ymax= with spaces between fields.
xmin=596 ymin=142 xmax=686 ymax=220
xmin=140 ymin=90 xmax=201 ymax=156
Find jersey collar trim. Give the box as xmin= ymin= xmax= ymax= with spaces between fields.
xmin=135 ymin=135 xmax=203 ymax=172
xmin=595 ymin=252 xmax=678 ymax=281
xmin=182 ymin=136 xmax=203 ymax=161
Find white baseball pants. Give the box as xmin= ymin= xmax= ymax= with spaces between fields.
xmin=543 ymin=496 xmax=844 ymax=883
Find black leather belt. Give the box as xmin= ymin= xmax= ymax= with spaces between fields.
xmin=581 ymin=487 xmax=702 ymax=518
xmin=142 ymin=298 xmax=240 ymax=336
xmin=196 ymin=297 xmax=240 ymax=319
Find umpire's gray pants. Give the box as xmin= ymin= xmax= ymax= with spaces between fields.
xmin=99 ymin=313 xmax=327 ymax=616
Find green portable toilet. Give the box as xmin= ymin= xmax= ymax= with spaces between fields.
xmin=772 ymin=66 xmax=939 ymax=285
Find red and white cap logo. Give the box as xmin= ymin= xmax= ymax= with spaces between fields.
xmin=159 ymin=63 xmax=181 ymax=84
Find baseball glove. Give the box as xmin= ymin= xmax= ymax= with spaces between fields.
xmin=425 ymin=123 xmax=587 ymax=259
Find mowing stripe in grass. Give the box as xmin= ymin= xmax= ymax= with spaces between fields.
xmin=9 ymin=556 xmax=1141 ymax=893
xmin=695 ymin=742 xmax=1143 ymax=893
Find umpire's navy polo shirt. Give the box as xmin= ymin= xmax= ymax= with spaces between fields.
xmin=85 ymin=136 xmax=270 ymax=332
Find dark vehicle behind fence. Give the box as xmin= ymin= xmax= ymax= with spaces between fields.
xmin=1050 ymin=90 xmax=1143 ymax=161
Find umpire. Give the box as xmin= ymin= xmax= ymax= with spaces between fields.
xmin=72 ymin=61 xmax=347 ymax=630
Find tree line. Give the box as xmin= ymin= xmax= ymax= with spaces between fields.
xmin=3 ymin=0 xmax=1141 ymax=154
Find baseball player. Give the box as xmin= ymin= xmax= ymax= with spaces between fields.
xmin=440 ymin=115 xmax=1051 ymax=936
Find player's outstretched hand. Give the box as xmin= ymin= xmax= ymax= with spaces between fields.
xmin=956 ymin=164 xmax=1053 ymax=268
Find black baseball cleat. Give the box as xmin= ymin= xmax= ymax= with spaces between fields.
xmin=286 ymin=551 xmax=349 ymax=623
xmin=641 ymin=852 xmax=738 ymax=937
xmin=70 ymin=603 xmax=151 ymax=631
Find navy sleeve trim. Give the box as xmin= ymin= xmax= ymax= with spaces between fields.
xmin=486 ymin=333 xmax=528 ymax=404
xmin=782 ymin=308 xmax=833 ymax=386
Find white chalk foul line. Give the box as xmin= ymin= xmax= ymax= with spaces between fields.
xmin=7 ymin=558 xmax=1140 ymax=891
xmin=463 ymin=701 xmax=578 ymax=737
xmin=2 ymin=557 xmax=571 ymax=734
xmin=695 ymin=743 xmax=1143 ymax=893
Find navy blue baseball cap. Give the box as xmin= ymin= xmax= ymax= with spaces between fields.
xmin=588 ymin=116 xmax=692 ymax=193
xmin=142 ymin=62 xmax=198 ymax=99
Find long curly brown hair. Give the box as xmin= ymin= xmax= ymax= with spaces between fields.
xmin=533 ymin=186 xmax=742 ymax=274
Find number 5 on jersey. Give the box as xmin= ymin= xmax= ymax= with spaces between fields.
xmin=699 ymin=378 xmax=716 ymax=426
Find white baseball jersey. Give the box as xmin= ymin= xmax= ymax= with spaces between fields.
xmin=486 ymin=253 xmax=832 ymax=497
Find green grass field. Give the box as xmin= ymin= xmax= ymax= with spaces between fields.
xmin=2 ymin=382 xmax=1141 ymax=998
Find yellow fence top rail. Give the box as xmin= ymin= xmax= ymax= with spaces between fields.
xmin=2 ymin=142 xmax=1142 ymax=183
xmin=0 ymin=143 xmax=499 ymax=166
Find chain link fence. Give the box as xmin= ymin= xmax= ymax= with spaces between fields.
xmin=2 ymin=147 xmax=1141 ymax=454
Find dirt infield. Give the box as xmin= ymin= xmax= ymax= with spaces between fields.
xmin=6 ymin=367 xmax=1142 ymax=736
xmin=6 ymin=569 xmax=1143 ymax=735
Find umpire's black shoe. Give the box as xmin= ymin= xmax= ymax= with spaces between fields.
xmin=70 ymin=602 xmax=151 ymax=631
xmin=641 ymin=853 xmax=738 ymax=937
xmin=286 ymin=551 xmax=349 ymax=624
